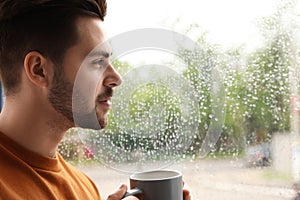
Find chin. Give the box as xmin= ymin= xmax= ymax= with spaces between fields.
xmin=98 ymin=117 xmax=108 ymax=129
xmin=96 ymin=109 xmax=109 ymax=127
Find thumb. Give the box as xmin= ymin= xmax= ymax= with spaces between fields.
xmin=107 ymin=184 xmax=128 ymax=200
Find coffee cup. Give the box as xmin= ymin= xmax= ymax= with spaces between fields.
xmin=123 ymin=170 xmax=183 ymax=200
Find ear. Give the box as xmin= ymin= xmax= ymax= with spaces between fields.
xmin=23 ymin=51 xmax=51 ymax=88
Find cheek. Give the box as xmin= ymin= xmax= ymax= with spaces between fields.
xmin=95 ymin=78 xmax=104 ymax=96
xmin=73 ymin=66 xmax=106 ymax=111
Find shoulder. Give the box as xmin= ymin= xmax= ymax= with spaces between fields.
xmin=56 ymin=152 xmax=101 ymax=197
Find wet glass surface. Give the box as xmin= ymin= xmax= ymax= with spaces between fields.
xmin=58 ymin=1 xmax=300 ymax=199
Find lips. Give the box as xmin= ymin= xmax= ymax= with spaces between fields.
xmin=97 ymin=97 xmax=112 ymax=107
xmin=96 ymin=88 xmax=114 ymax=108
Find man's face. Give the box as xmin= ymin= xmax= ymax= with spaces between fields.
xmin=48 ymin=16 xmax=122 ymax=130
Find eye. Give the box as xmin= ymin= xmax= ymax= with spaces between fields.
xmin=91 ymin=59 xmax=105 ymax=68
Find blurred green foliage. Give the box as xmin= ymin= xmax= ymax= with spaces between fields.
xmin=59 ymin=0 xmax=300 ymax=160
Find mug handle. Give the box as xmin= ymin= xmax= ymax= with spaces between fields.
xmin=122 ymin=188 xmax=143 ymax=198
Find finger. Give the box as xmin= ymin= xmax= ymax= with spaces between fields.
xmin=183 ymin=188 xmax=191 ymax=200
xmin=183 ymin=180 xmax=191 ymax=200
xmin=107 ymin=184 xmax=128 ymax=200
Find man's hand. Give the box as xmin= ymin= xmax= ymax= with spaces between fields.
xmin=183 ymin=181 xmax=191 ymax=200
xmin=107 ymin=184 xmax=139 ymax=200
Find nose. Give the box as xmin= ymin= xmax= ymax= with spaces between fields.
xmin=103 ymin=64 xmax=122 ymax=88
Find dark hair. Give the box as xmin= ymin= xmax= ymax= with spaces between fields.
xmin=0 ymin=0 xmax=107 ymax=95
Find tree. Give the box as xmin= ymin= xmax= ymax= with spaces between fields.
xmin=243 ymin=0 xmax=299 ymax=143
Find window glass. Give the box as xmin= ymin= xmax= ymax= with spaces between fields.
xmin=59 ymin=1 xmax=300 ymax=199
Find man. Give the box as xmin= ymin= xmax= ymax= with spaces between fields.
xmin=0 ymin=0 xmax=190 ymax=199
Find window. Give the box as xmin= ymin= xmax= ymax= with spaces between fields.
xmin=59 ymin=1 xmax=300 ymax=199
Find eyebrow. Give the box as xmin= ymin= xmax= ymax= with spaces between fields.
xmin=88 ymin=50 xmax=112 ymax=58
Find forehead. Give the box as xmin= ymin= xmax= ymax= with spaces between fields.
xmin=61 ymin=16 xmax=108 ymax=81
xmin=75 ymin=16 xmax=107 ymax=52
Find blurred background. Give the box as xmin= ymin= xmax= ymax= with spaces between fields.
xmin=27 ymin=0 xmax=300 ymax=199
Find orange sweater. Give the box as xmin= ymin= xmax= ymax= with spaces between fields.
xmin=0 ymin=132 xmax=101 ymax=200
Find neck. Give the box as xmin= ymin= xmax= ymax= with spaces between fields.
xmin=0 ymin=96 xmax=70 ymax=157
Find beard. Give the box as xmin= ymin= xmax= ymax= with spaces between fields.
xmin=47 ymin=67 xmax=112 ymax=130
xmin=72 ymin=86 xmax=113 ymax=130
xmin=48 ymin=68 xmax=74 ymax=127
